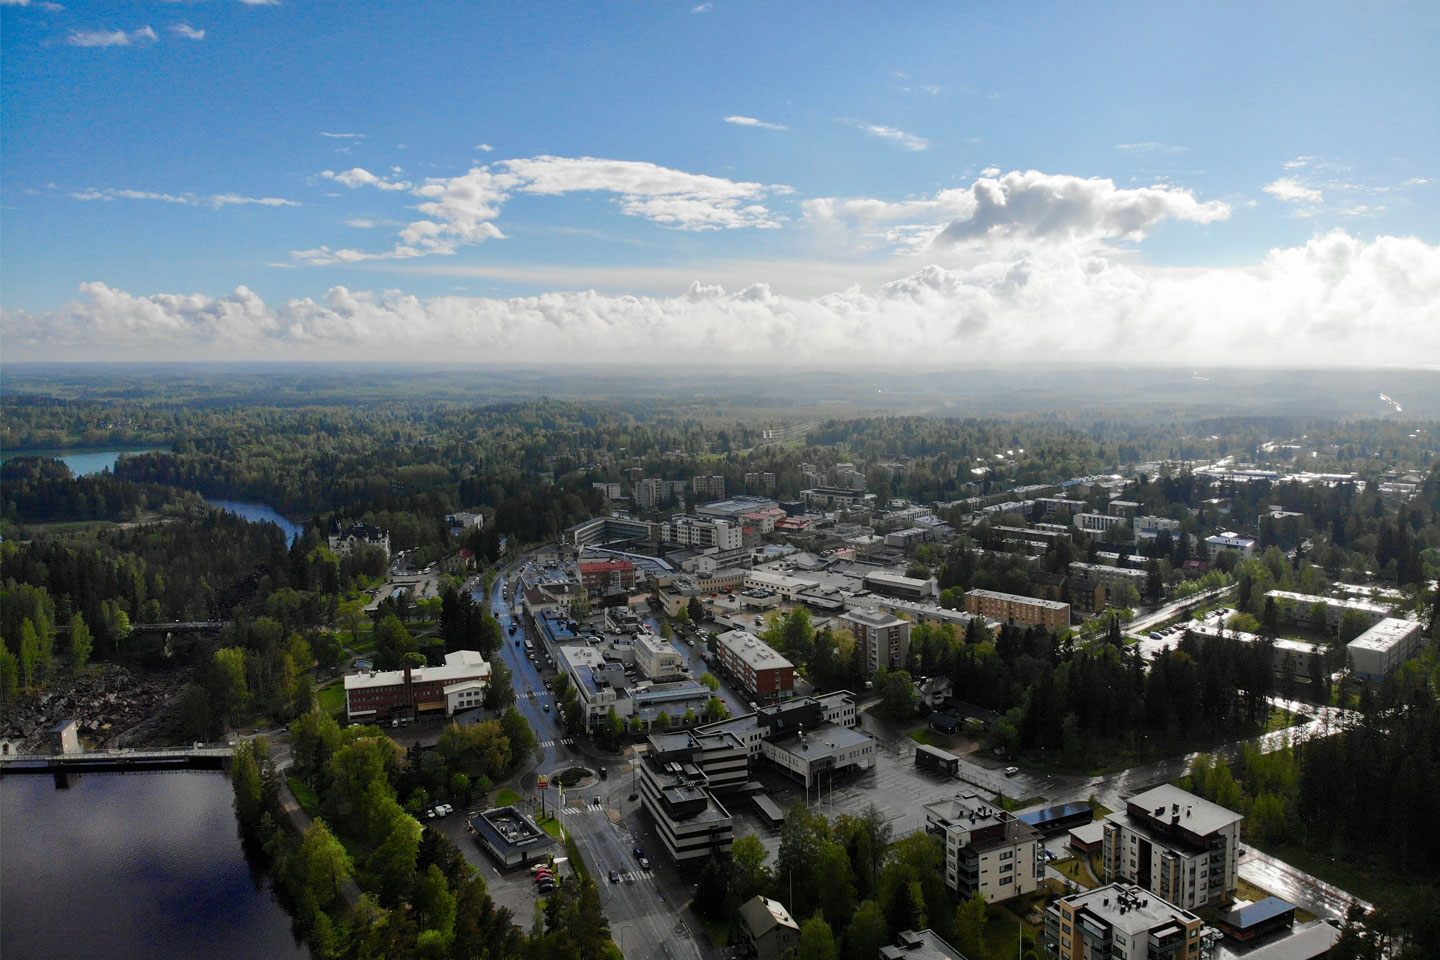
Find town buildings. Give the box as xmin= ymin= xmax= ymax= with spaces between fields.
xmin=344 ymin=650 xmax=490 ymax=722
xmin=924 ymin=792 xmax=1045 ymax=901
xmin=881 ymin=930 xmax=970 ymax=960
xmin=837 ymin=608 xmax=912 ymax=676
xmin=736 ymin=897 xmax=800 ymax=960
xmin=661 ymin=515 xmax=743 ymax=550
xmin=328 ymin=520 xmax=391 ymax=558
xmin=1101 ymin=784 xmax=1242 ymax=911
xmin=1347 ymin=617 xmax=1425 ymax=681
xmin=1045 ymin=883 xmax=1208 ymax=960
xmin=1204 ymin=532 xmax=1257 ymax=559
xmin=714 ymin=629 xmax=796 ymax=705
xmin=577 ymin=558 xmax=636 ymax=596
xmin=636 ymin=731 xmax=736 ymax=867
xmin=691 ymin=474 xmax=726 ymax=502
xmin=964 ymin=589 xmax=1071 ymax=630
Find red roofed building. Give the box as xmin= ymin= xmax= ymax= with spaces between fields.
xmin=774 ymin=516 xmax=815 ymax=533
xmin=578 ymin=559 xmax=636 ymax=595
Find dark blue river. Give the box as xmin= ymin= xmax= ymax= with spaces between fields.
xmin=0 ymin=772 xmax=309 ymax=960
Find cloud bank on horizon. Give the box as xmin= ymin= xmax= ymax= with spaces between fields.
xmin=6 ymin=228 xmax=1437 ymax=367
xmin=3 ymin=1 xmax=1436 ymax=366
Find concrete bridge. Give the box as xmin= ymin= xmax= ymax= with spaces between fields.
xmin=0 ymin=744 xmax=234 ymax=775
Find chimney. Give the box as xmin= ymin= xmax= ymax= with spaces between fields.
xmin=403 ymin=662 xmax=415 ymax=710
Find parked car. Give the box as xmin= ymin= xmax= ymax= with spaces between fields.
xmin=1004 ymin=766 xmax=1020 ymax=776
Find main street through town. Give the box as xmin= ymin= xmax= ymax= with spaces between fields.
xmin=474 ymin=554 xmax=717 ymax=960
xmin=466 ymin=551 xmax=1364 ymax=956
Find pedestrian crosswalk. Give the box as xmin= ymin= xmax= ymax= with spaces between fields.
xmin=520 ymin=691 xmax=550 ymax=700
xmin=559 ymin=798 xmax=605 ymax=815
xmin=537 ymin=737 xmax=577 ymax=748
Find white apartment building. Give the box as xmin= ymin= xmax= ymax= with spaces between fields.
xmin=1075 ymin=513 xmax=1129 ymax=537
xmin=837 ymin=608 xmax=912 ymax=676
xmin=925 ymin=793 xmax=1045 ymax=902
xmin=633 ymin=630 xmax=686 ymax=681
xmin=1204 ymin=532 xmax=1256 ymax=558
xmin=1348 ymin=617 xmax=1425 ymax=681
xmin=1102 ymin=784 xmax=1242 ymax=912
xmin=1265 ymin=591 xmax=1390 ymax=633
xmin=661 ymin=515 xmax=742 ymax=551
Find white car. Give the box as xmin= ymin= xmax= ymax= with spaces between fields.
xmin=1004 ymin=766 xmax=1020 ymax=776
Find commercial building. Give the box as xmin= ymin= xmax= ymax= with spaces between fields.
xmin=466 ymin=806 xmax=555 ymax=867
xmin=1102 ymin=784 xmax=1242 ymax=911
xmin=661 ymin=515 xmax=743 ymax=551
xmin=760 ymin=722 xmax=875 ymax=788
xmin=565 ymin=515 xmax=657 ymax=547
xmin=1044 ymin=883 xmax=1208 ymax=960
xmin=633 ymin=630 xmax=686 ymax=681
xmin=328 ymin=520 xmax=391 ymax=559
xmin=1347 ymin=617 xmax=1425 ymax=681
xmin=863 ymin=570 xmax=937 ymax=600
xmin=744 ymin=568 xmax=820 ymax=600
xmin=697 ymin=496 xmax=781 ymax=519
xmin=925 ymin=793 xmax=1045 ymax=901
xmin=637 ymin=732 xmax=735 ymax=867
xmin=1217 ymin=898 xmax=1296 ymax=944
xmin=577 ymin=558 xmax=636 ymax=595
xmin=964 ymin=590 xmax=1070 ymax=630
xmin=344 ymin=650 xmax=490 ymax=722
xmin=715 ymin=629 xmax=796 ymax=705
xmin=801 ymin=487 xmax=877 ymax=511
xmin=1019 ymin=802 xmax=1095 ymax=836
xmin=838 ymin=608 xmax=912 ymax=676
xmin=881 ymin=929 xmax=970 ymax=960
xmin=737 ymin=896 xmax=800 ymax=960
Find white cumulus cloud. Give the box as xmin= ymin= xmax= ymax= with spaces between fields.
xmin=806 ymin=170 xmax=1229 ymax=250
xmin=9 ymin=231 xmax=1436 ymax=368
xmin=170 ymin=22 xmax=204 ymax=39
xmin=299 ymin=155 xmax=790 ymax=264
xmin=1264 ymin=177 xmax=1325 ymax=204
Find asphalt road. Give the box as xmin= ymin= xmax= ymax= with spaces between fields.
xmin=476 ymin=557 xmax=716 ymax=960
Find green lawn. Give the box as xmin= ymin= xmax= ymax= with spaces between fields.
xmin=495 ymin=788 xmax=522 ymax=807
xmin=908 ymin=728 xmax=949 ymax=748
xmin=982 ymin=899 xmax=1044 ymax=960
xmin=288 ymin=776 xmax=320 ymax=817
xmin=1054 ymin=856 xmax=1099 ymax=889
xmin=316 ymin=682 xmax=346 ymax=718
xmin=992 ymin=792 xmax=1046 ymax=812
xmin=535 ymin=815 xmax=563 ymax=839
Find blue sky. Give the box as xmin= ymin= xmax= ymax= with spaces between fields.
xmin=2 ymin=0 xmax=1437 ymax=365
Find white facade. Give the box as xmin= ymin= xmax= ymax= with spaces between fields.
xmin=634 ymin=630 xmax=686 ymax=680
xmin=1348 ymin=617 xmax=1425 ymax=680
xmin=925 ymin=793 xmax=1044 ymax=902
xmin=1102 ymin=784 xmax=1242 ymax=911
xmin=1204 ymin=532 xmax=1256 ymax=558
xmin=661 ymin=516 xmax=742 ymax=550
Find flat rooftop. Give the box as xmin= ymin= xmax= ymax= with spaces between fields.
xmin=344 ymin=650 xmax=490 ymax=692
xmin=1125 ymin=783 xmax=1243 ymax=837
xmin=1349 ymin=617 xmax=1420 ymax=653
xmin=965 ymin=588 xmax=1070 ymax=610
xmin=1062 ymin=883 xmax=1200 ymax=937
xmin=716 ymin=630 xmax=794 ymax=671
xmin=770 ymin=724 xmax=871 ymax=761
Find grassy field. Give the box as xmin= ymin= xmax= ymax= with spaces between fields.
xmin=992 ymin=792 xmax=1046 ymax=812
xmin=1053 ymin=856 xmax=1099 ymax=890
xmin=316 ymin=682 xmax=346 ymax=718
xmin=495 ymin=788 xmax=522 ymax=807
xmin=288 ymin=776 xmax=320 ymax=817
xmin=535 ymin=815 xmax=563 ymax=839
xmin=908 ymin=728 xmax=950 ymax=748
xmin=983 ymin=897 xmax=1044 ymax=960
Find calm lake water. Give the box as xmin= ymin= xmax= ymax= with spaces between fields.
xmin=205 ymin=499 xmax=304 ymax=544
xmin=0 ymin=447 xmax=160 ymax=476
xmin=0 ymin=773 xmax=310 ymax=960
